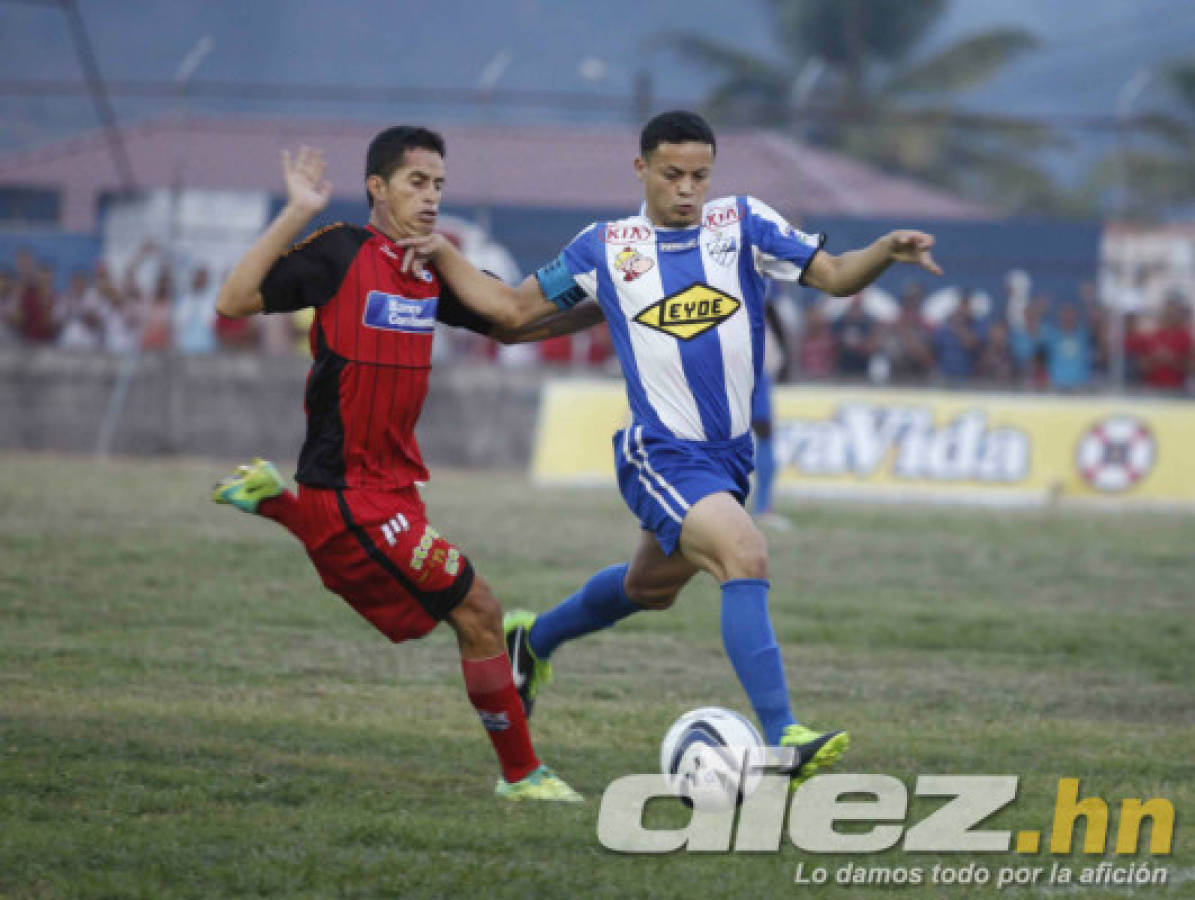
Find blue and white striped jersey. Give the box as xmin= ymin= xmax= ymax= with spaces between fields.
xmin=536 ymin=195 xmax=823 ymax=443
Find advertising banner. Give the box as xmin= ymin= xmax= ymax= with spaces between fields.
xmin=532 ymin=381 xmax=1195 ymax=507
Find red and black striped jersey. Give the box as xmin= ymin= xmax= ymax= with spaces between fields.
xmin=261 ymin=222 xmax=491 ymax=491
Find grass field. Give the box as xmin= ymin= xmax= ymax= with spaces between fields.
xmin=1 ymin=454 xmax=1192 ymax=898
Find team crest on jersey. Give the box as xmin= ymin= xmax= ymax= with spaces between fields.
xmin=633 ymin=283 xmax=741 ymax=340
xmin=362 ymin=291 xmax=437 ymax=333
xmin=614 ymin=246 xmax=655 ymax=282
xmin=704 ymin=230 xmax=738 ymax=267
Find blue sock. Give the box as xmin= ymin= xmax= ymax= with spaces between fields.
xmin=528 ymin=564 xmax=639 ymax=660
xmin=720 ymin=578 xmax=796 ymax=745
xmin=754 ymin=436 xmax=776 ymax=514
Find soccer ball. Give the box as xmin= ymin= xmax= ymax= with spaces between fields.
xmin=660 ymin=706 xmax=764 ymax=809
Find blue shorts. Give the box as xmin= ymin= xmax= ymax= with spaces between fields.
xmin=751 ymin=372 xmax=773 ymax=426
xmin=614 ymin=424 xmax=754 ymax=556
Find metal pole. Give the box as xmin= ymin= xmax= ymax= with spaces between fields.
xmin=475 ymin=50 xmax=511 ymax=234
xmin=1109 ymin=68 xmax=1154 ymax=394
xmin=60 ymin=0 xmax=136 ymax=190
xmin=632 ymin=69 xmax=653 ymax=124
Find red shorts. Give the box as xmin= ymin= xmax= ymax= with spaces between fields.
xmin=267 ymin=484 xmax=474 ymax=643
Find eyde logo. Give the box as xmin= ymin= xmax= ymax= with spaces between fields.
xmin=603 ymin=223 xmax=654 ymax=244
xmin=633 ymin=284 xmax=741 ymax=341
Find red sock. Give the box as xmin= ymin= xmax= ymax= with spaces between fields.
xmin=461 ymin=653 xmax=540 ymax=784
xmin=257 ymin=490 xmax=299 ymax=531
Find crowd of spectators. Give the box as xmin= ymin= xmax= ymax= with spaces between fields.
xmin=3 ymin=244 xmax=1192 ymax=393
xmin=0 ymin=243 xmax=253 ymax=355
xmin=783 ymin=279 xmax=1194 ymax=394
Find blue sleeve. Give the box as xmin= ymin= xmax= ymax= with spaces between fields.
xmin=741 ymin=196 xmax=825 ymax=283
xmin=535 ymin=223 xmax=600 ymax=309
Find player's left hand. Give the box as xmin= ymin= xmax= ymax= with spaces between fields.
xmin=394 ymin=233 xmax=447 ymax=277
xmin=889 ymin=231 xmax=943 ymax=276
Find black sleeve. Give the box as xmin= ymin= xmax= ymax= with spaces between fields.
xmin=796 ymin=232 xmax=828 ymax=287
xmin=433 ymin=273 xmax=496 ymax=336
xmin=260 ymin=223 xmax=361 ymax=314
xmin=765 ymin=302 xmax=792 ymax=381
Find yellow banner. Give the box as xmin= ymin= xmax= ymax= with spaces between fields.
xmin=532 ymin=380 xmax=630 ymax=486
xmin=531 ymin=381 xmax=1195 ymax=506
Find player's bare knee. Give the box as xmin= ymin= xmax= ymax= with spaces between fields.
xmin=449 ymin=577 xmax=502 ymax=639
xmin=644 ymin=593 xmax=678 ymax=610
xmin=626 ymin=584 xmax=678 ymax=610
xmin=622 ymin=578 xmax=649 ymax=606
xmin=623 ymin=571 xmax=681 ymax=610
xmin=724 ymin=537 xmax=769 ymax=581
xmin=466 ymin=578 xmax=503 ymax=626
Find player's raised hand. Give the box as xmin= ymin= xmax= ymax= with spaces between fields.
xmin=889 ymin=230 xmax=943 ymax=276
xmin=394 ymin=233 xmax=448 ymax=276
xmin=281 ymin=146 xmax=333 ymax=214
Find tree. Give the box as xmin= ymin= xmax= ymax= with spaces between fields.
xmin=655 ymin=0 xmax=1065 ymax=212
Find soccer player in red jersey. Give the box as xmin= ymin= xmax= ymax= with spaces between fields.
xmin=210 ymin=128 xmax=583 ymax=802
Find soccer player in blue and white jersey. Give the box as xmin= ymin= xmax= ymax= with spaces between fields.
xmin=401 ymin=110 xmax=942 ymax=785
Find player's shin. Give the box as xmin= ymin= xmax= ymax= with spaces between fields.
xmin=527 ymin=563 xmax=639 ymax=659
xmin=720 ymin=578 xmax=796 ymax=746
xmin=256 ymin=491 xmax=300 ymax=530
xmin=460 ymin=653 xmax=540 ymax=784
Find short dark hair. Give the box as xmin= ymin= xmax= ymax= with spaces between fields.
xmin=639 ymin=110 xmax=716 ymax=157
xmin=364 ymin=125 xmax=446 ymax=207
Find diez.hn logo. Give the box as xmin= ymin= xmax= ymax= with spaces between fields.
xmin=597 ymin=765 xmax=1175 ymax=860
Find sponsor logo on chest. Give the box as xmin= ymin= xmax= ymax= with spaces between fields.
xmin=633 ymin=283 xmax=741 ymax=341
xmin=704 ymin=205 xmax=742 ymax=229
xmin=658 ymin=237 xmax=699 ymax=253
xmin=362 ymin=291 xmax=437 ymax=333
xmin=603 ymin=223 xmax=655 ymax=244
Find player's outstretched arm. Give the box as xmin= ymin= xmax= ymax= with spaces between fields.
xmin=803 ymin=230 xmax=942 ymax=297
xmin=216 ymin=146 xmax=332 ymax=318
xmin=400 ymin=235 xmax=560 ymax=330
xmin=491 ymin=300 xmax=604 ymax=345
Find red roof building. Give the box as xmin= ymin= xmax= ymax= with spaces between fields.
xmin=0 ymin=115 xmax=994 ymax=231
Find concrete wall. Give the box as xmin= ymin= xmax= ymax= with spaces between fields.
xmin=0 ymin=349 xmax=552 ymax=469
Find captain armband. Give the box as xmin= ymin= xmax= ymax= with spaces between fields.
xmin=535 ymin=255 xmax=589 ymax=310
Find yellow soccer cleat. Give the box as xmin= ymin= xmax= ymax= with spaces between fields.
xmin=211 ymin=457 xmax=285 ymax=513
xmin=781 ymin=725 xmax=850 ymax=789
xmin=495 ymin=765 xmax=583 ymax=802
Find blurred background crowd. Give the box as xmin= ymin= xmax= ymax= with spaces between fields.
xmin=4 ymin=0 xmax=1195 ymax=397
xmin=4 ymin=242 xmax=1190 ymax=394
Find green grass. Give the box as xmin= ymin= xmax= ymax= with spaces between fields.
xmin=1 ymin=454 xmax=1192 ymax=898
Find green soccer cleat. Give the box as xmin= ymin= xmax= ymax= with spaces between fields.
xmin=495 ymin=765 xmax=583 ymax=802
xmin=780 ymin=724 xmax=851 ymax=789
xmin=504 ymin=611 xmax=553 ymax=718
xmin=211 ymin=457 xmax=285 ymax=513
